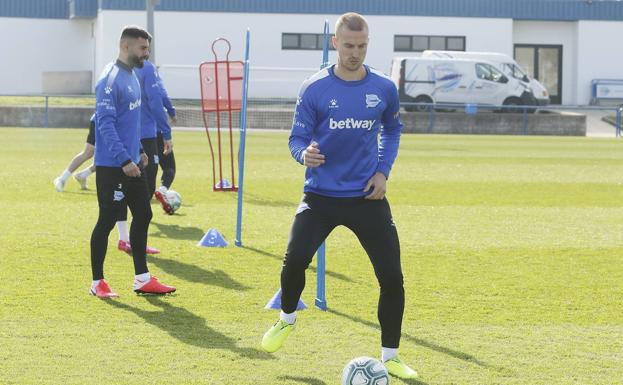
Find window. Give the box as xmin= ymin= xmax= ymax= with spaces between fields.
xmin=282 ymin=33 xmax=334 ymax=50
xmin=394 ymin=35 xmax=465 ymax=52
xmin=475 ymin=63 xmax=506 ymax=83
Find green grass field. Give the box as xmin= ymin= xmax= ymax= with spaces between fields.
xmin=1 ymin=127 xmax=623 ymax=385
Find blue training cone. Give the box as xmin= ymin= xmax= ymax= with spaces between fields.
xmin=265 ymin=289 xmax=307 ymax=310
xmin=215 ymin=179 xmax=232 ymax=189
xmin=197 ymin=228 xmax=228 ymax=247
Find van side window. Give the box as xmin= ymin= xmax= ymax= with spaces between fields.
xmin=475 ymin=63 xmax=505 ymax=83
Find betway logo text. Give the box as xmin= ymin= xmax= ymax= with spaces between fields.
xmin=129 ymin=98 xmax=141 ymax=111
xmin=328 ymin=118 xmax=376 ymax=131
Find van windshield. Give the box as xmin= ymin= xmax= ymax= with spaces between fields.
xmin=502 ymin=63 xmax=528 ymax=79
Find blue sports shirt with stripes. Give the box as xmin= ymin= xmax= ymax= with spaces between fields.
xmin=94 ymin=60 xmax=143 ymax=167
xmin=289 ymin=64 xmax=403 ymax=197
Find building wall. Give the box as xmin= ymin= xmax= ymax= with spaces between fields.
xmin=0 ymin=17 xmax=93 ymax=94
xmin=513 ymin=20 xmax=578 ymax=104
xmin=1 ymin=10 xmax=621 ymax=105
xmin=154 ymin=12 xmax=512 ymax=98
xmin=93 ymin=10 xmax=146 ymax=83
xmin=576 ymin=20 xmax=623 ymax=105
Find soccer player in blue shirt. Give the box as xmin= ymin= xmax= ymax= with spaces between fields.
xmin=154 ymin=78 xmax=178 ymax=213
xmin=261 ymin=13 xmax=417 ymax=379
xmin=133 ymin=58 xmax=173 ymax=201
xmin=89 ymin=26 xmax=175 ymax=298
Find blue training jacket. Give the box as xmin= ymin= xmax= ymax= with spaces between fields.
xmin=94 ymin=60 xmax=143 ymax=167
xmin=134 ymin=60 xmax=172 ymax=140
xmin=289 ymin=64 xmax=403 ymax=198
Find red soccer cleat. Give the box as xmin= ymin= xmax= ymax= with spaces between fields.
xmin=118 ymin=240 xmax=161 ymax=255
xmin=154 ymin=190 xmax=175 ymax=215
xmin=145 ymin=245 xmax=160 ymax=255
xmin=134 ymin=276 xmax=176 ymax=295
xmin=89 ymin=279 xmax=119 ymax=299
xmin=118 ymin=240 xmax=132 ymax=254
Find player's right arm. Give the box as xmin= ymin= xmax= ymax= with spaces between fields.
xmin=288 ymin=83 xmax=324 ymax=167
xmin=159 ymin=79 xmax=176 ymax=120
xmin=95 ymin=74 xmax=133 ymax=167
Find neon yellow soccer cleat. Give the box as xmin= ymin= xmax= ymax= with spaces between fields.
xmin=384 ymin=355 xmax=418 ymax=379
xmin=261 ymin=319 xmax=295 ymax=353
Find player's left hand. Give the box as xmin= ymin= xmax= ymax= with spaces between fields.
xmin=163 ymin=139 xmax=173 ymax=155
xmin=140 ymin=152 xmax=149 ymax=168
xmin=364 ymin=172 xmax=387 ymax=200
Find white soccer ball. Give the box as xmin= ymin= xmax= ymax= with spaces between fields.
xmin=342 ymin=357 xmax=389 ymax=385
xmin=165 ymin=190 xmax=182 ymax=212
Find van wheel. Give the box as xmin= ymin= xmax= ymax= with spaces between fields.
xmin=502 ymin=97 xmax=522 ymax=113
xmin=404 ymin=96 xmax=433 ymax=112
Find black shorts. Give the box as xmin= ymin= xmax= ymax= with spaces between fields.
xmin=94 ymin=166 xmax=150 ymax=212
xmin=86 ymin=120 xmax=95 ymax=146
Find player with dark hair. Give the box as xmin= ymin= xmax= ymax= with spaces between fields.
xmin=89 ymin=25 xmax=175 ymax=298
xmin=260 ymin=12 xmax=417 ymax=379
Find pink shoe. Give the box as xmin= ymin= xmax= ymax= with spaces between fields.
xmin=154 ymin=190 xmax=174 ymax=215
xmin=117 ymin=240 xmax=132 ymax=254
xmin=89 ymin=279 xmax=119 ymax=298
xmin=118 ymin=240 xmax=160 ymax=255
xmin=145 ymin=245 xmax=161 ymax=255
xmin=134 ymin=276 xmax=176 ymax=295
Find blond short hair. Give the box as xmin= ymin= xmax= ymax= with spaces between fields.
xmin=335 ymin=12 xmax=368 ymax=35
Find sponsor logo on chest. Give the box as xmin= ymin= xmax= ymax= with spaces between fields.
xmin=329 ymin=117 xmax=375 ymax=131
xmin=129 ymin=98 xmax=141 ymax=111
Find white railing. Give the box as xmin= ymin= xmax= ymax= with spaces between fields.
xmin=157 ymin=64 xmax=318 ymax=99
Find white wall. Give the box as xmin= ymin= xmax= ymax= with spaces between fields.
xmin=153 ymin=12 xmax=513 ymax=98
xmin=93 ymin=10 xmax=147 ymax=84
xmin=0 ymin=17 xmax=93 ymax=94
xmin=576 ymin=20 xmax=623 ymax=105
xmin=513 ymin=20 xmax=578 ymax=104
xmin=2 ymin=12 xmax=622 ymax=104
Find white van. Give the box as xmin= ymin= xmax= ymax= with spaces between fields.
xmin=390 ymin=57 xmax=537 ymax=112
xmin=422 ymin=50 xmax=550 ymax=105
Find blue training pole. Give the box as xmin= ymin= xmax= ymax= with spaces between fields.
xmin=235 ymin=29 xmax=250 ymax=247
xmin=315 ymin=20 xmax=330 ymax=310
xmin=315 ymin=243 xmax=327 ymax=310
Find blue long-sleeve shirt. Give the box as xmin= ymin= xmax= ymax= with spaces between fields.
xmin=159 ymin=77 xmax=176 ymax=119
xmin=94 ymin=60 xmax=142 ymax=167
xmin=134 ymin=60 xmax=172 ymax=140
xmin=289 ymin=65 xmax=403 ymax=198
xmin=158 ymin=70 xmax=176 ymax=134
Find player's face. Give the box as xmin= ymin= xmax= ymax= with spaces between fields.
xmin=128 ymin=37 xmax=150 ymax=68
xmin=333 ymin=27 xmax=369 ymax=72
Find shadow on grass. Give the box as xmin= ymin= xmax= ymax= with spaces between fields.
xmin=243 ymin=192 xmax=297 ymax=208
xmin=150 ymin=221 xmax=205 ymax=241
xmin=106 ymin=296 xmax=274 ymax=360
xmin=395 ymin=378 xmax=429 ymax=385
xmin=277 ymin=375 xmax=327 ymax=385
xmin=147 ymin=254 xmax=251 ymax=291
xmin=242 ymin=246 xmax=353 ymax=283
xmin=328 ymin=308 xmax=510 ymax=375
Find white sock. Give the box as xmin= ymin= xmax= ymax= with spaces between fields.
xmin=116 ymin=221 xmax=129 ymax=242
xmin=60 ymin=170 xmax=72 ymax=183
xmin=382 ymin=347 xmax=398 ymax=362
xmin=77 ymin=167 xmax=93 ymax=178
xmin=279 ymin=310 xmax=297 ymax=325
xmin=134 ymin=272 xmax=151 ymax=289
xmin=159 ymin=185 xmax=168 ymax=194
xmin=91 ymin=280 xmax=101 ymax=291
